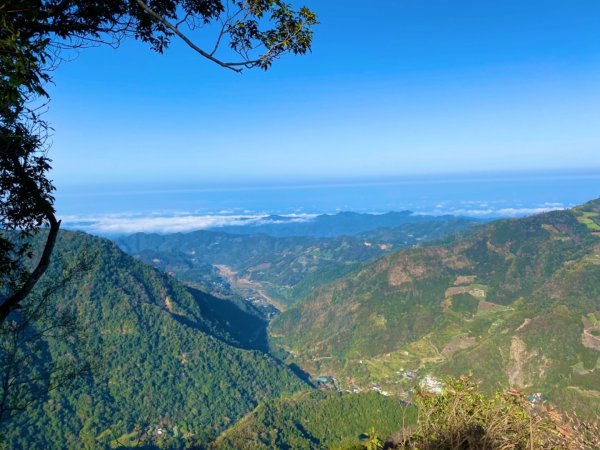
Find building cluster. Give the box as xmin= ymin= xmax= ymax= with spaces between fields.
xmin=419 ymin=375 xmax=444 ymax=395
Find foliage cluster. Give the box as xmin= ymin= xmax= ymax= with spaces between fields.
xmin=0 ymin=242 xmax=93 ymax=424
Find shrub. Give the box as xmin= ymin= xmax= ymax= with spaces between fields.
xmin=343 ymin=376 xmax=600 ymax=450
xmin=387 ymin=376 xmax=600 ymax=450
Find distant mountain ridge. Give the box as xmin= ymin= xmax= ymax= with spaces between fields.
xmin=210 ymin=210 xmax=481 ymax=237
xmin=270 ymin=198 xmax=600 ymax=417
xmin=117 ymin=216 xmax=480 ymax=308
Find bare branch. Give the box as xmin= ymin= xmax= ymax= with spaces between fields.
xmin=175 ymin=11 xmax=192 ymax=29
xmin=210 ymin=6 xmax=245 ymax=57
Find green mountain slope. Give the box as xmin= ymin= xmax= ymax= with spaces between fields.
xmin=270 ymin=200 xmax=600 ymax=417
xmin=211 ymin=390 xmax=416 ymax=450
xmin=116 ymin=218 xmax=478 ymax=308
xmin=4 ymin=231 xmax=306 ymax=449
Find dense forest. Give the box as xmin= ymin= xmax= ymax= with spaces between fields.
xmin=212 ymin=391 xmax=416 ymax=449
xmin=2 ymin=232 xmax=306 ymax=448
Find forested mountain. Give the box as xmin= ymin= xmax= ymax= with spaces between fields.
xmin=116 ymin=216 xmax=479 ymax=308
xmin=3 ymin=231 xmax=306 ymax=449
xmin=270 ymin=199 xmax=600 ymax=417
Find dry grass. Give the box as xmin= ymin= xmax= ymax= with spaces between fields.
xmin=384 ymin=376 xmax=600 ymax=450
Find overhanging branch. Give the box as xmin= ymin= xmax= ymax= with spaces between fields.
xmin=0 ymin=213 xmax=61 ymax=324
xmin=135 ymin=0 xmax=245 ymax=73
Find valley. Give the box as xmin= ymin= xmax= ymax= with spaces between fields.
xmin=213 ymin=263 xmax=285 ymax=314
xmin=116 ymin=212 xmax=480 ymax=314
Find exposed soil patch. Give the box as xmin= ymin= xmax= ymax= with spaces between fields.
xmin=507 ymin=336 xmax=537 ymax=388
xmin=441 ymin=336 xmax=477 ymax=358
xmin=441 ymin=253 xmax=471 ymax=270
xmin=477 ymin=300 xmax=496 ymax=313
xmin=454 ymin=275 xmax=476 ymax=286
xmin=541 ymin=223 xmax=560 ymax=236
xmin=388 ymin=247 xmax=471 ymax=288
xmin=581 ymin=316 xmax=600 ymax=351
xmin=214 ymin=264 xmax=285 ymax=311
xmin=469 ymin=288 xmax=486 ymax=298
xmin=248 ymin=262 xmax=272 ymax=272
xmin=486 ymin=240 xmax=514 ymax=257
xmin=515 ymin=318 xmax=531 ymax=332
xmin=164 ymin=296 xmax=174 ymax=312
xmin=445 ymin=286 xmax=470 ymax=297
xmin=388 ymin=260 xmax=426 ymax=287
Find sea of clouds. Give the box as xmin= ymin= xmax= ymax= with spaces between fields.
xmin=61 ymin=212 xmax=318 ymax=235
xmin=60 ymin=201 xmax=568 ymax=236
xmin=416 ymin=201 xmax=567 ymax=218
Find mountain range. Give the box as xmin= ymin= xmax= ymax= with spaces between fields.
xmin=116 ymin=213 xmax=479 ymax=309
xmin=5 ymin=201 xmax=600 ymax=448
xmin=270 ymin=199 xmax=600 ymax=417
xmin=207 ymin=211 xmax=479 ymax=238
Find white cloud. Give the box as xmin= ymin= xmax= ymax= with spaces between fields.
xmin=414 ymin=204 xmax=566 ymax=218
xmin=61 ymin=202 xmax=569 ymax=236
xmin=61 ymin=212 xmax=317 ymax=235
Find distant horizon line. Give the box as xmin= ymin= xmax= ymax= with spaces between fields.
xmin=55 ymin=166 xmax=600 ymax=198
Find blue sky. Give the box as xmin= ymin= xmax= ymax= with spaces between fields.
xmin=47 ymin=0 xmax=600 ymax=190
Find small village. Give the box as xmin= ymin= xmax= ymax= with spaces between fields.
xmin=313 ymin=369 xmax=543 ymax=409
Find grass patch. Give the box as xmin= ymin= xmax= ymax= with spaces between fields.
xmin=110 ymin=431 xmax=141 ymax=448
xmin=577 ymin=212 xmax=600 ymax=231
xmin=541 ymin=223 xmax=572 ymax=241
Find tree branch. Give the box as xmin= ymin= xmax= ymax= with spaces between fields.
xmin=134 ymin=0 xmax=243 ymax=73
xmin=0 ymin=213 xmax=60 ymax=324
xmin=210 ymin=7 xmax=245 ymax=57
